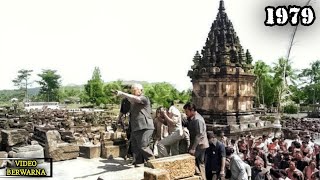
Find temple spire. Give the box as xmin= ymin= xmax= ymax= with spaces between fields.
xmin=219 ymin=0 xmax=225 ymax=12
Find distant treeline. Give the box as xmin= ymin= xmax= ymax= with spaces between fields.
xmin=0 ymin=82 xmax=191 ymax=108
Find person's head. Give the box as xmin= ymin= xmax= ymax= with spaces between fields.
xmin=181 ymin=114 xmax=188 ymax=127
xmin=262 ymin=134 xmax=267 ymax=140
xmin=254 ymin=159 xmax=264 ymax=170
xmin=225 ymin=147 xmax=235 ymax=157
xmin=292 ymin=141 xmax=301 ymax=148
xmin=256 ymin=136 xmax=263 ymax=142
xmin=309 ymin=160 xmax=316 ymax=169
xmin=289 ymin=161 xmax=296 ymax=170
xmin=293 ymin=172 xmax=302 ymax=180
xmin=270 ymin=169 xmax=287 ymax=179
xmin=302 ymin=141 xmax=308 ymax=148
xmin=251 ymin=148 xmax=259 ymax=157
xmin=218 ymin=130 xmax=225 ymax=137
xmin=283 ymin=152 xmax=290 ymax=161
xmin=183 ymin=102 xmax=197 ymax=118
xmin=295 ymin=151 xmax=302 ymax=160
xmin=131 ymin=83 xmax=143 ymax=96
xmin=207 ymin=131 xmax=216 ymax=144
xmin=272 ymin=137 xmax=279 ymax=144
xmin=156 ymin=107 xmax=162 ymax=118
xmin=305 ymin=135 xmax=311 ymax=143
xmin=231 ymin=139 xmax=236 ymax=145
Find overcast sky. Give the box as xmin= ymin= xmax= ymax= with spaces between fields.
xmin=0 ymin=0 xmax=319 ymax=91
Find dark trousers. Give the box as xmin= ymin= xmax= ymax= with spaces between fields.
xmin=195 ymin=148 xmax=206 ymax=180
xmin=206 ymin=170 xmax=223 ymax=180
xmin=131 ymin=129 xmax=154 ymax=164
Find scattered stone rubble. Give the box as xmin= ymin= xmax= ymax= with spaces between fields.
xmin=282 ymin=116 xmax=320 ymax=140
xmin=0 ymin=108 xmax=127 ymax=167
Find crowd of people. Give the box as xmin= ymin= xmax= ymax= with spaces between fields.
xmin=115 ymin=83 xmax=320 ymax=180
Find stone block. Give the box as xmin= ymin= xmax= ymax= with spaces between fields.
xmin=240 ymin=124 xmax=248 ymax=130
xmin=239 ymin=115 xmax=255 ymax=123
xmin=226 ymin=116 xmax=237 ymax=125
xmin=229 ymin=124 xmax=240 ymax=132
xmin=12 ymin=145 xmax=44 ymax=164
xmin=144 ymin=168 xmax=170 ymax=180
xmin=79 ymin=145 xmax=101 ymax=159
xmin=90 ymin=126 xmax=104 ymax=133
xmin=31 ymin=140 xmax=39 ymax=145
xmin=101 ymin=145 xmax=119 ymax=159
xmin=256 ymin=121 xmax=265 ymax=127
xmin=265 ymin=121 xmax=272 ymax=126
xmin=145 ymin=154 xmax=195 ymax=180
xmin=1 ymin=129 xmax=29 ymax=146
xmin=104 ymin=141 xmax=114 ymax=146
xmin=47 ymin=143 xmax=79 ymax=162
xmin=248 ymin=123 xmax=256 ymax=128
xmin=0 ymin=151 xmax=8 ymax=168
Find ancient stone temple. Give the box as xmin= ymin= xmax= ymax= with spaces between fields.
xmin=188 ymin=0 xmax=271 ymax=135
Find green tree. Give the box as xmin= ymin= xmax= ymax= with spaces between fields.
xmin=289 ymin=85 xmax=307 ymax=104
xmin=272 ymin=57 xmax=297 ymax=112
xmin=262 ymin=76 xmax=277 ymax=107
xmin=12 ymin=69 xmax=33 ymax=101
xmin=144 ymin=82 xmax=179 ymax=107
xmin=59 ymin=86 xmax=83 ymax=103
xmin=299 ymin=60 xmax=320 ymax=104
xmin=299 ymin=60 xmax=320 ymax=84
xmin=84 ymin=67 xmax=106 ymax=106
xmin=253 ymin=60 xmax=270 ymax=106
xmin=177 ymin=89 xmax=191 ymax=104
xmin=37 ymin=69 xmax=61 ymax=102
xmin=103 ymin=80 xmax=124 ymax=105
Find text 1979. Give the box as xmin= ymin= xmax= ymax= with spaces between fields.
xmin=265 ymin=6 xmax=316 ymax=26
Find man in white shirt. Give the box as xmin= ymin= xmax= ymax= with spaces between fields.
xmin=226 ymin=147 xmax=248 ymax=180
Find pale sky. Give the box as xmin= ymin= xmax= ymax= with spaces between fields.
xmin=0 ymin=0 xmax=319 ymax=91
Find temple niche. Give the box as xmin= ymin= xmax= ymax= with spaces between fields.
xmin=188 ymin=0 xmax=271 ymax=135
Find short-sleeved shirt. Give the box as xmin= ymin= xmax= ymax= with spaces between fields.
xmin=187 ymin=112 xmax=209 ymax=150
xmin=205 ymin=140 xmax=226 ymax=172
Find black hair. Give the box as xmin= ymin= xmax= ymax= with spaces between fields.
xmin=292 ymin=141 xmax=301 ymax=148
xmin=270 ymin=168 xmax=287 ymax=178
xmin=156 ymin=106 xmax=163 ymax=114
xmin=183 ymin=102 xmax=197 ymax=111
xmin=217 ymin=130 xmax=224 ymax=136
xmin=293 ymin=172 xmax=302 ymax=180
xmin=207 ymin=131 xmax=215 ymax=139
xmin=262 ymin=135 xmax=267 ymax=139
xmin=225 ymin=147 xmax=234 ymax=156
xmin=181 ymin=116 xmax=189 ymax=127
